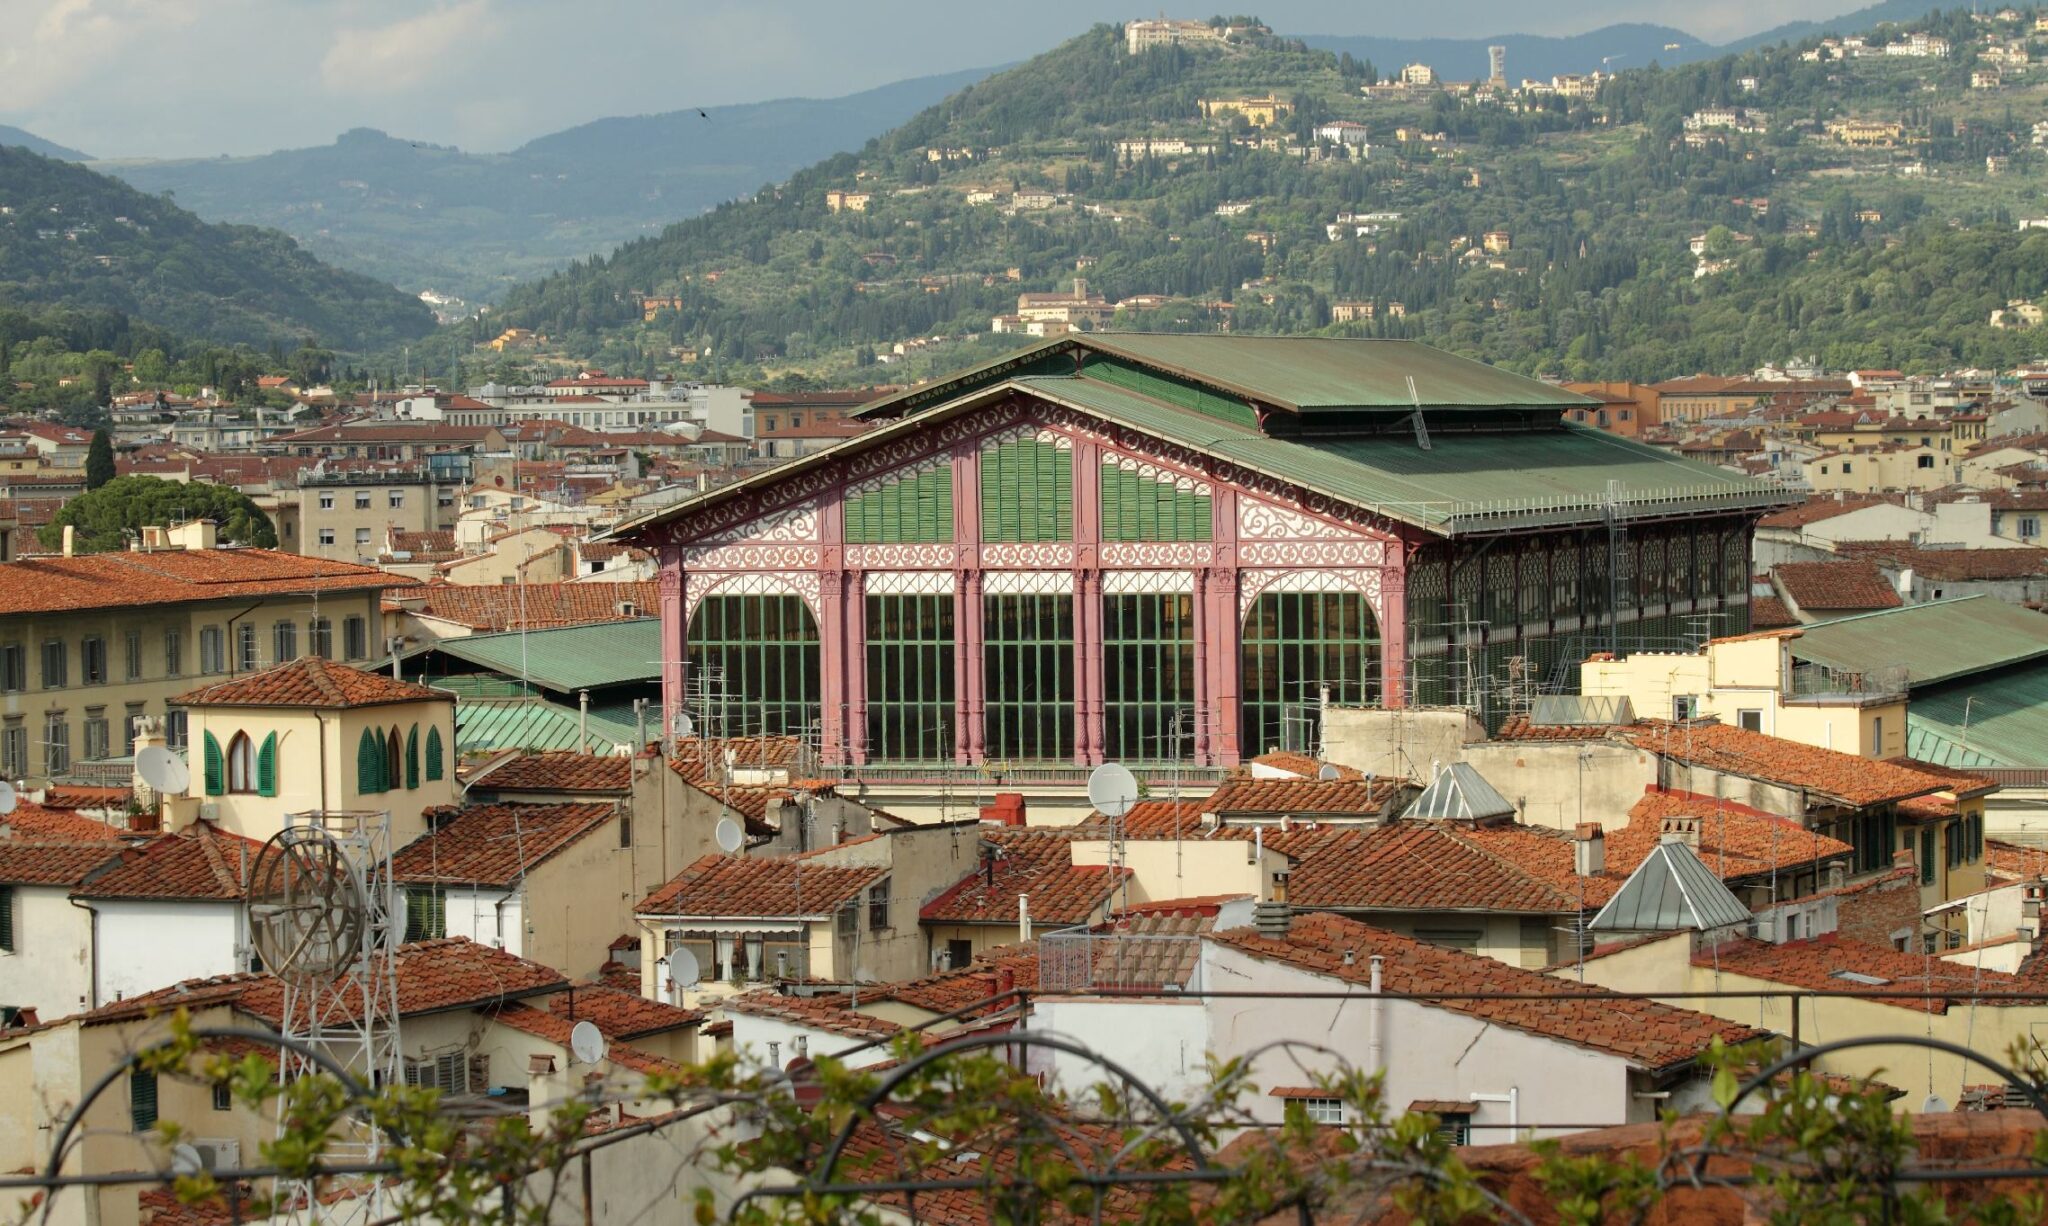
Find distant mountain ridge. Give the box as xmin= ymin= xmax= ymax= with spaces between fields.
xmin=95 ymin=65 xmax=1002 ymax=304
xmin=0 ymin=125 xmax=90 ymax=161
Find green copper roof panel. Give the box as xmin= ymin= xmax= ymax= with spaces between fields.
xmin=431 ymin=619 xmax=662 ymax=693
xmin=1084 ymin=333 xmax=1599 ymax=411
xmin=1789 ymin=596 xmax=2048 ymax=688
xmin=1905 ymin=663 xmax=2048 ymax=769
xmin=456 ymin=699 xmax=640 ymax=754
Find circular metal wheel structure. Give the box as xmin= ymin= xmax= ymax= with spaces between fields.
xmin=247 ymin=827 xmax=367 ymax=980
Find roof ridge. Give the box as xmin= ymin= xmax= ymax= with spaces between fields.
xmin=1439 ymin=825 xmax=1584 ymax=909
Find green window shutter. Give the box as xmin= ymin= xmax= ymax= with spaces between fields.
xmin=405 ymin=725 xmax=420 ymax=790
xmin=357 ymin=727 xmax=383 ymax=795
xmin=1099 ymin=462 xmax=1214 ymax=543
xmin=981 ymin=437 xmax=1073 ymax=542
xmin=424 ymin=726 xmax=444 ymax=782
xmin=131 ymin=1070 xmax=158 ymax=1132
xmin=256 ymin=731 xmax=278 ymax=798
xmin=846 ymin=466 xmax=953 ymax=543
xmin=202 ymin=732 xmax=224 ymax=796
xmin=0 ymin=885 xmax=13 ymax=952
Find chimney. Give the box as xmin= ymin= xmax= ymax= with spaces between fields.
xmin=1253 ymin=869 xmax=1292 ymax=938
xmin=1894 ymin=846 xmax=1918 ymax=875
xmin=61 ymin=524 xmax=74 ymax=557
xmin=1574 ymin=822 xmax=1606 ymax=876
xmin=978 ymin=792 xmax=1026 ymax=827
xmin=1659 ymin=815 xmax=1701 ymax=847
xmin=1826 ymin=862 xmax=1846 ymax=891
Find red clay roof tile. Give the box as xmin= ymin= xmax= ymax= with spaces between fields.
xmin=921 ymin=833 xmax=1127 ymax=924
xmin=397 ymin=581 xmax=660 ymax=631
xmin=0 ymin=841 xmax=123 ymax=886
xmin=636 ymin=854 xmax=883 ymax=918
xmin=392 ymin=803 xmax=617 ymax=887
xmin=1694 ymin=934 xmax=2028 ymax=1013
xmin=0 ymin=549 xmax=410 ymax=617
xmin=1772 ymin=561 xmax=1902 ymax=611
xmin=476 ymin=751 xmax=634 ymax=793
xmin=0 ymin=801 xmax=130 ymax=841
xmin=74 ymin=822 xmax=261 ymax=900
xmin=1620 ymin=721 xmax=1976 ymax=808
xmin=172 ymin=657 xmax=452 ymax=709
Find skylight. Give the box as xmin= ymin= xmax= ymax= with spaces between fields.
xmin=1830 ymin=969 xmax=1890 ymax=986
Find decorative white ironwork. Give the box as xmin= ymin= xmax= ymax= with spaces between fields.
xmin=1103 ymin=451 xmax=1212 ymax=495
xmin=982 ymin=542 xmax=1076 ymax=568
xmin=979 ymin=423 xmax=1075 ymax=452
xmin=1238 ymin=540 xmax=1387 ymax=568
xmin=1103 ymin=570 xmax=1196 ymax=595
xmin=1239 ymin=499 xmax=1367 ymax=541
xmin=847 ymin=451 xmax=952 ymax=498
xmin=865 ymin=571 xmax=957 ymax=595
xmin=844 ymin=543 xmax=957 ymax=568
xmin=1098 ymin=542 xmax=1214 ymax=568
xmin=983 ymin=570 xmax=1075 ymax=595
xmin=679 ymin=543 xmax=822 ymax=570
xmin=704 ymin=499 xmax=819 ymax=545
xmin=1239 ymin=568 xmax=1385 ymax=620
xmin=687 ymin=571 xmax=823 ymax=619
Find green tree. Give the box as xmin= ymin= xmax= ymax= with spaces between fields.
xmin=40 ymin=475 xmax=276 ymax=553
xmin=84 ymin=428 xmax=115 ymax=490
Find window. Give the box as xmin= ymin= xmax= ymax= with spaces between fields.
xmin=386 ymin=727 xmax=403 ymax=791
xmin=355 ymin=528 xmax=372 ymax=549
xmin=212 ymin=1084 xmax=232 ymax=1112
xmin=1737 ymin=709 xmax=1763 ymax=733
xmin=318 ymin=492 xmax=335 ymax=510
xmin=200 ymin=626 xmax=225 ymax=674
xmin=868 ymin=877 xmax=892 ymax=931
xmin=1434 ymin=1113 xmax=1471 ymax=1146
xmin=1917 ymin=454 xmax=1934 ymax=469
xmin=425 ymin=726 xmax=444 ymax=781
xmin=163 ymin=630 xmax=182 ymax=678
xmin=686 ymin=595 xmax=821 ymax=738
xmin=404 ymin=724 xmax=420 ymax=789
xmin=344 ymin=616 xmax=369 ymax=661
xmin=82 ymin=710 xmax=108 ymax=762
xmin=307 ymin=618 xmax=333 ymax=660
xmin=618 ymin=813 xmax=633 ymax=848
xmin=41 ymin=640 xmax=66 ymax=689
xmin=1673 ymin=696 xmax=1700 ymax=720
xmin=130 ymin=1069 xmax=158 ymax=1132
xmin=273 ymin=620 xmax=299 ymax=665
xmin=318 ymin=528 xmax=336 ymax=547
xmin=226 ymin=731 xmax=255 ymax=793
xmin=404 ymin=887 xmax=446 ymax=942
xmin=236 ymin=624 xmax=258 ymax=672
xmin=80 ymin=637 xmax=105 ymax=685
xmin=165 ymin=709 xmax=187 ymax=750
xmin=1242 ymin=590 xmax=1379 ymax=756
xmin=402 ymin=1052 xmax=483 ymax=1096
xmin=2021 ymin=516 xmax=2042 ymax=538
xmin=0 ymin=644 xmax=22 ymax=692
xmin=388 ymin=490 xmax=405 ymax=508
xmin=984 ymin=593 xmax=1075 ymax=761
xmin=1103 ymin=593 xmax=1196 ymax=761
xmin=124 ymin=704 xmax=145 ymax=756
xmin=124 ymin=631 xmax=142 ymax=682
xmin=357 ymin=727 xmax=386 ymax=794
xmin=946 ymin=938 xmax=973 ymax=971
xmin=1620 ymin=408 xmax=1632 ymax=421
xmin=1841 ymin=461 xmax=1853 ymax=473
xmin=865 ymin=594 xmax=955 ymax=761
xmin=1 ymin=719 xmax=25 ymax=777
xmin=353 ymin=491 xmax=371 ymax=510
xmin=1294 ymin=1097 xmax=1344 ymax=1125
xmin=0 ymin=884 xmax=13 ymax=951
xmin=43 ymin=715 xmax=68 ymax=776
xmin=836 ymin=900 xmax=859 ymax=938
xmin=1870 ymin=715 xmax=1884 ymax=755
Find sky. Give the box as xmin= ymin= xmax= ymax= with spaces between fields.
xmin=0 ymin=0 xmax=1862 ymax=160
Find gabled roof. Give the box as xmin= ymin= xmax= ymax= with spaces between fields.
xmin=1771 ymin=560 xmax=1901 ymax=611
xmin=1620 ymin=720 xmax=1983 ymax=808
xmin=920 ymin=833 xmax=1127 ymax=925
xmin=1618 ymin=788 xmax=1852 ymax=878
xmin=1789 ymin=595 xmax=2048 ymax=687
xmin=74 ymin=822 xmax=260 ymax=900
xmin=471 ymin=750 xmax=634 ymax=794
xmin=635 ymin=854 xmax=884 ymax=919
xmin=0 ymin=549 xmax=410 ymax=617
xmin=535 ymin=982 xmax=702 ymax=1039
xmin=0 ymin=802 xmax=129 ymax=841
xmin=1589 ymin=837 xmax=1752 ymax=934
xmin=1289 ymin=823 xmax=1602 ymax=913
xmin=395 ymin=581 xmax=659 ymax=632
xmin=1403 ymin=762 xmax=1515 ymax=822
xmin=1697 ymin=935 xmax=2028 ymax=1014
xmin=0 ymin=841 xmax=123 ymax=886
xmin=1202 ymin=777 xmax=1403 ymax=818
xmin=1212 ymin=913 xmax=1764 ymax=1071
xmin=391 ymin=803 xmax=617 ymax=887
xmin=172 ymin=657 xmax=452 ymax=709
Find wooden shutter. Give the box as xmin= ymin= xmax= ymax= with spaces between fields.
xmin=130 ymin=1070 xmax=158 ymax=1132
xmin=425 ymin=726 xmax=444 ymax=782
xmin=202 ymin=732 xmax=224 ymax=796
xmin=1099 ymin=460 xmax=1212 ymax=542
xmin=405 ymin=725 xmax=420 ymax=790
xmin=0 ymin=885 xmax=13 ymax=952
xmin=256 ymin=731 xmax=278 ymax=798
xmin=845 ymin=465 xmax=953 ymax=543
xmin=357 ymin=727 xmax=383 ymax=795
xmin=980 ymin=437 xmax=1072 ymax=542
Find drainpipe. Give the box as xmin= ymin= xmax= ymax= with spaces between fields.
xmin=69 ymin=897 xmax=101 ymax=1008
xmin=1018 ymin=894 xmax=1032 ymax=944
xmin=579 ymin=689 xmax=590 ymax=753
xmin=222 ymin=601 xmax=264 ymax=676
xmin=1367 ymin=954 xmax=1384 ymax=1075
xmin=1470 ymin=1088 xmax=1519 ymax=1140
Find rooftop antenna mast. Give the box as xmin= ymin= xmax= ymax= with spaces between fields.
xmin=1407 ymin=375 xmax=1433 ymax=451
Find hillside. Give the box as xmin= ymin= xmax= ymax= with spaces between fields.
xmin=0 ymin=146 xmax=435 ymax=351
xmin=0 ymin=125 xmax=89 ymax=161
xmin=95 ymin=66 xmax=1000 ymax=306
xmin=476 ymin=8 xmax=2048 ymax=386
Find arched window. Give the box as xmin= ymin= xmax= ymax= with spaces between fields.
xmin=424 ymin=726 xmax=444 ymax=782
xmin=226 ymin=731 xmax=255 ymax=793
xmin=255 ymin=731 xmax=278 ymax=798
xmin=1241 ymin=587 xmax=1380 ymax=756
xmin=203 ymin=731 xmax=225 ymax=796
xmin=686 ymin=593 xmax=821 ymax=737
xmin=357 ymin=727 xmax=384 ymax=795
xmin=404 ymin=725 xmax=420 ymax=790
xmin=385 ymin=728 xmax=403 ymax=791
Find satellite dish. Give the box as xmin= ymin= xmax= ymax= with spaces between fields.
xmin=0 ymin=780 xmax=15 ymax=817
xmin=1316 ymin=764 xmax=1342 ymax=781
xmin=569 ymin=1020 xmax=608 ymax=1066
xmin=669 ymin=946 xmax=702 ymax=991
xmin=1087 ymin=763 xmax=1140 ymax=819
xmin=676 ymin=713 xmax=695 ymax=739
xmin=136 ymin=746 xmax=190 ymax=795
xmin=170 ymin=1143 xmax=204 ymax=1176
xmin=247 ymin=827 xmax=367 ymax=979
xmin=714 ymin=816 xmax=744 ymax=854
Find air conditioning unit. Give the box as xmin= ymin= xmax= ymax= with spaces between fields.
xmin=189 ymin=1139 xmax=240 ymax=1172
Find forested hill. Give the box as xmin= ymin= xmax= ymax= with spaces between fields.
xmin=482 ymin=9 xmax=2048 ymax=386
xmin=0 ymin=146 xmax=434 ymax=352
xmin=0 ymin=126 xmax=89 ymax=161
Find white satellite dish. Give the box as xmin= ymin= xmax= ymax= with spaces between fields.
xmin=1317 ymin=764 xmax=1342 ymax=781
xmin=714 ymin=816 xmax=745 ymax=854
xmin=569 ymin=1020 xmax=608 ymax=1066
xmin=1087 ymin=762 xmax=1140 ymax=820
xmin=170 ymin=1143 xmax=204 ymax=1176
xmin=676 ymin=713 xmax=695 ymax=739
xmin=136 ymin=746 xmax=190 ymax=795
xmin=669 ymin=946 xmax=702 ymax=990
xmin=0 ymin=780 xmax=16 ymax=817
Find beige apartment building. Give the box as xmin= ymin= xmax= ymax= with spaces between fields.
xmin=276 ymin=467 xmax=464 ymax=564
xmin=0 ymin=526 xmax=411 ymax=787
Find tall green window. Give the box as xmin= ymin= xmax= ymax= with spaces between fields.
xmin=404 ymin=725 xmax=421 ymax=790
xmin=983 ymin=593 xmax=1074 ymax=761
xmin=255 ymin=731 xmax=278 ymax=798
xmin=424 ymin=726 xmax=445 ymax=781
xmin=1099 ymin=463 xmax=1211 ymax=542
xmin=1103 ymin=592 xmax=1196 ymax=761
xmin=357 ymin=726 xmax=384 ymax=795
xmin=846 ymin=465 xmax=953 ymax=543
xmin=1241 ymin=589 xmax=1380 ymax=756
xmin=980 ymin=436 xmax=1072 ymax=543
xmin=404 ymin=886 xmax=446 ymax=943
xmin=202 ymin=731 xmax=225 ymax=796
xmin=865 ymin=593 xmax=955 ymax=761
xmin=687 ymin=594 xmax=821 ymax=738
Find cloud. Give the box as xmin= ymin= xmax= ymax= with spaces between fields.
xmin=320 ymin=0 xmax=491 ymax=93
xmin=0 ymin=0 xmax=197 ymax=112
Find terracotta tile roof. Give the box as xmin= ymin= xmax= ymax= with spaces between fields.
xmin=1756 ymin=495 xmax=1891 ymax=529
xmin=486 ymin=1000 xmax=694 ymax=1078
xmin=1241 ymin=752 xmax=1364 ymax=780
xmin=667 ymin=736 xmax=804 ymax=783
xmin=0 ymin=549 xmax=411 ymax=617
xmin=172 ymin=657 xmax=452 ymax=709
xmin=1216 ymin=913 xmax=1763 ymax=1070
xmin=1617 ymin=789 xmax=1853 ymax=878
xmin=74 ymin=822 xmax=262 ymax=900
xmin=397 ymin=581 xmax=659 ymax=631
xmin=475 ymin=750 xmax=634 ymax=793
xmin=539 ymin=982 xmax=702 ymax=1037
xmin=388 ymin=529 xmax=454 ymax=554
xmin=235 ymin=937 xmax=567 ymax=1023
xmin=1074 ymin=800 xmax=1346 ymax=858
xmin=724 ymin=988 xmax=904 ymax=1040
xmin=1492 ymin=716 xmax=1614 ymax=741
xmin=1749 ymin=595 xmax=1799 ymax=629
xmin=35 ymin=784 xmax=131 ymax=812
xmin=636 ymin=854 xmax=884 ymax=918
xmin=921 ymin=834 xmax=1127 ymax=924
xmin=1696 ymin=935 xmax=2028 ymax=1013
xmin=1772 ymin=561 xmax=1902 ymax=611
xmin=0 ymin=840 xmax=122 ymax=886
xmin=883 ymin=948 xmax=1042 ymax=1015
xmin=391 ymin=802 xmax=617 ymax=887
xmin=1832 ymin=542 xmax=2048 ymax=582
xmin=1201 ymin=777 xmax=1403 ymax=817
xmin=1289 ymin=823 xmax=1606 ymax=913
xmin=0 ymin=801 xmax=129 ymax=840
xmin=1620 ymin=720 xmax=1971 ymax=808
xmin=1986 ymin=839 xmax=2048 ymax=882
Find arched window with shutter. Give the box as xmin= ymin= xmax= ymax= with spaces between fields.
xmin=385 ymin=728 xmax=402 ymax=791
xmin=357 ymin=727 xmax=384 ymax=795
xmin=404 ymin=725 xmax=420 ymax=790
xmin=202 ymin=732 xmax=225 ymax=796
xmin=424 ymin=726 xmax=444 ymax=782
xmin=225 ymin=732 xmax=254 ymax=793
xmin=256 ymin=731 xmax=279 ymax=798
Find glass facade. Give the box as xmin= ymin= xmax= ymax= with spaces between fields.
xmin=687 ymin=595 xmax=821 ymax=738
xmin=1241 ymin=590 xmax=1380 ymax=756
xmin=983 ymin=593 xmax=1074 ymax=761
xmin=1102 ymin=593 xmax=1196 ymax=761
xmin=865 ymin=594 xmax=955 ymax=761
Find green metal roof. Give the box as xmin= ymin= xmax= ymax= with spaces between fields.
xmin=427 ymin=620 xmax=661 ymax=693
xmin=1789 ymin=596 xmax=2048 ymax=688
xmin=456 ymin=698 xmax=640 ymax=755
xmin=1904 ymin=662 xmax=2048 ymax=769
